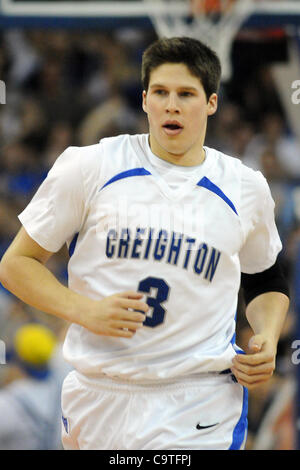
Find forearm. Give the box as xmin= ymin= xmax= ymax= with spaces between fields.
xmin=232 ymin=291 xmax=290 ymax=389
xmin=0 ymin=255 xmax=91 ymax=325
xmin=0 ymin=253 xmax=147 ymax=338
xmin=245 ymin=291 xmax=289 ymax=347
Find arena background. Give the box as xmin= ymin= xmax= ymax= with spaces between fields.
xmin=0 ymin=0 xmax=299 ymax=451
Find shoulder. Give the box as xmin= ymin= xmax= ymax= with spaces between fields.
xmin=49 ymin=134 xmax=143 ymax=187
xmin=98 ymin=134 xmax=148 ymax=174
xmin=49 ymin=144 xmax=103 ymax=177
xmin=209 ymin=147 xmax=269 ymax=195
xmin=99 ymin=133 xmax=145 ymax=156
xmin=206 ymin=147 xmax=273 ymax=224
xmin=206 ymin=146 xmax=243 ymax=170
xmin=64 ymin=143 xmax=103 ymax=166
xmin=72 ymin=133 xmax=146 ymax=159
xmin=62 ymin=134 xmax=145 ymax=191
xmin=239 ymin=160 xmax=271 ymax=205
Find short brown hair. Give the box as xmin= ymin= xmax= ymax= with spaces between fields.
xmin=141 ymin=37 xmax=221 ymax=100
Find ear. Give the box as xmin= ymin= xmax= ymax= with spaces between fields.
xmin=207 ymin=93 xmax=218 ymax=116
xmin=142 ymin=90 xmax=147 ymax=113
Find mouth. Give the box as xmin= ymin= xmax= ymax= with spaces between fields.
xmin=162 ymin=121 xmax=183 ymax=136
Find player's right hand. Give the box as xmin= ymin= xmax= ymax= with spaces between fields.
xmin=81 ymin=291 xmax=148 ymax=338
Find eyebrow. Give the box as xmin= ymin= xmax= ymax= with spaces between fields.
xmin=149 ymin=84 xmax=199 ymax=92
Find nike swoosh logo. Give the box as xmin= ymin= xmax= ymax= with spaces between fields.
xmin=196 ymin=422 xmax=219 ymax=430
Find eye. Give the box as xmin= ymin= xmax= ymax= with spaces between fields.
xmin=180 ymin=91 xmax=194 ymax=97
xmin=154 ymin=89 xmax=167 ymax=96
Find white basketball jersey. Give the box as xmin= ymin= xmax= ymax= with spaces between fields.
xmin=18 ymin=134 xmax=282 ymax=381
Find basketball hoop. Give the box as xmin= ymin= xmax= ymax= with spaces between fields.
xmin=143 ymin=0 xmax=255 ymax=81
xmin=190 ymin=0 xmax=235 ymax=15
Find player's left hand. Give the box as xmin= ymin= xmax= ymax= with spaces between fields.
xmin=231 ymin=334 xmax=277 ymax=390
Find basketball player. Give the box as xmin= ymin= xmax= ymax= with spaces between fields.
xmin=0 ymin=37 xmax=289 ymax=450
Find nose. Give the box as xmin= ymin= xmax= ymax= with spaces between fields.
xmin=166 ymin=93 xmax=180 ymax=114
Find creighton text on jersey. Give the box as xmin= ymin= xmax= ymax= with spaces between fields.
xmin=105 ymin=227 xmax=222 ymax=283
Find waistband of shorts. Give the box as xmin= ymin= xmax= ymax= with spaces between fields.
xmin=73 ymin=369 xmax=232 ymax=393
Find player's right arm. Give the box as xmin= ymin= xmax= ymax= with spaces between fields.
xmin=0 ymin=227 xmax=147 ymax=338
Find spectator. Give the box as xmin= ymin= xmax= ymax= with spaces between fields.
xmin=242 ymin=113 xmax=300 ymax=179
xmin=0 ymin=323 xmax=71 ymax=450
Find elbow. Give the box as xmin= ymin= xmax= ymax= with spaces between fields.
xmin=0 ymin=254 xmax=14 ymax=290
xmin=0 ymin=259 xmax=8 ymax=289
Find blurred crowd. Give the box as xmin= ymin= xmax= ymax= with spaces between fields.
xmin=0 ymin=27 xmax=299 ymax=450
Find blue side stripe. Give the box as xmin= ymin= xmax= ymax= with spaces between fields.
xmin=229 ymin=387 xmax=248 ymax=450
xmin=69 ymin=233 xmax=79 ymax=257
xmin=231 ymin=331 xmax=236 ymax=346
xmin=62 ymin=414 xmax=69 ymax=434
xmin=230 ymin=311 xmax=238 ymax=345
xmin=197 ymin=176 xmax=238 ymax=215
xmin=99 ymin=168 xmax=151 ymax=191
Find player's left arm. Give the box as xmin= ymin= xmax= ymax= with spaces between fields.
xmin=232 ymin=260 xmax=290 ymax=389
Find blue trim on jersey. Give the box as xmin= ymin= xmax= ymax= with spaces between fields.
xmin=229 ymin=386 xmax=248 ymax=450
xmin=197 ymin=177 xmax=238 ymax=215
xmin=99 ymin=168 xmax=152 ymax=191
xmin=230 ymin=332 xmax=236 ymax=345
xmin=230 ymin=312 xmax=238 ymax=345
xmin=62 ymin=415 xmax=69 ymax=434
xmin=69 ymin=233 xmax=79 ymax=257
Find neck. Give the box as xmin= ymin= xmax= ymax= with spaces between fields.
xmin=148 ymin=135 xmax=206 ymax=167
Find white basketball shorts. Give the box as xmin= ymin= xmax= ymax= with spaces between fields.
xmin=61 ymin=370 xmax=248 ymax=450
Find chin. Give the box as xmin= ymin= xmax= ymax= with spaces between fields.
xmin=164 ymin=144 xmax=188 ymax=157
xmin=166 ymin=149 xmax=186 ymax=158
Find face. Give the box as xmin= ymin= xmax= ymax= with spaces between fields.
xmin=142 ymin=63 xmax=218 ymax=166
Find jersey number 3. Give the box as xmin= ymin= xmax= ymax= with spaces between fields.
xmin=137 ymin=276 xmax=169 ymax=327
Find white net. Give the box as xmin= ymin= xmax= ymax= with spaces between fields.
xmin=143 ymin=0 xmax=255 ymax=81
